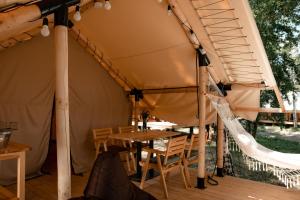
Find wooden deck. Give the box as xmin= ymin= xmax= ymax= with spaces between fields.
xmin=3 ymin=170 xmax=300 ymax=200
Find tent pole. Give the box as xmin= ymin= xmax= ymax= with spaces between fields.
xmin=217 ymin=114 xmax=224 ymax=177
xmin=54 ymin=5 xmax=71 ymax=200
xmin=197 ymin=66 xmax=208 ymax=189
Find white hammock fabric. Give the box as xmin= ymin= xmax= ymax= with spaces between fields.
xmin=208 ymin=95 xmax=300 ymax=189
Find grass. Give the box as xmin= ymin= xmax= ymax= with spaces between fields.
xmin=230 ymin=134 xmax=300 ymax=186
xmin=256 ymin=135 xmax=300 ymax=153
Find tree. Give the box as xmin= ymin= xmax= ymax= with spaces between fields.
xmin=246 ymin=0 xmax=300 ymax=134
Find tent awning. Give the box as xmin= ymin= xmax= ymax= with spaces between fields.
xmin=0 ymin=0 xmax=284 ymax=124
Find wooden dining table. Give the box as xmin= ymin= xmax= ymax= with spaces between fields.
xmin=109 ymin=130 xmax=180 ymax=181
xmin=0 ymin=142 xmax=31 ymax=200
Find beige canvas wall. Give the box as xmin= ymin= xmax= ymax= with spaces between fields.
xmin=0 ymin=33 xmax=130 ymax=183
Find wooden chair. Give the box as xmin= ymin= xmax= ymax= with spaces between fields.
xmin=140 ymin=135 xmax=188 ymax=198
xmin=118 ymin=126 xmax=135 ymax=133
xmin=92 ymin=128 xmax=112 ymax=158
xmin=118 ymin=126 xmax=137 ymax=172
xmin=185 ymin=134 xmax=201 ymax=165
xmin=183 ymin=134 xmax=200 ymax=187
xmin=92 ymin=128 xmax=132 ymax=172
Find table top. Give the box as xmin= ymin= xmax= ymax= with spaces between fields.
xmin=109 ymin=130 xmax=180 ymax=142
xmin=0 ymin=142 xmax=31 ymax=155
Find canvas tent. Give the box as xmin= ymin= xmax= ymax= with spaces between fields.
xmin=0 ymin=34 xmax=130 ymax=182
xmin=0 ymin=0 xmax=286 ymax=198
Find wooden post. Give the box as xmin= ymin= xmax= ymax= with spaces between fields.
xmin=217 ymin=114 xmax=224 ymax=177
xmin=197 ymin=66 xmax=208 ymax=189
xmin=54 ymin=5 xmax=71 ymax=200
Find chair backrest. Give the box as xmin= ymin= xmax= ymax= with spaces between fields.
xmin=186 ymin=134 xmax=200 ymax=159
xmin=118 ymin=126 xmax=135 ymax=133
xmin=92 ymin=128 xmax=113 ymax=149
xmin=164 ymin=135 xmax=187 ymax=165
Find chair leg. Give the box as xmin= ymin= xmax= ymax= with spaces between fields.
xmin=130 ymin=152 xmax=136 ymax=172
xmin=95 ymin=151 xmax=99 ymax=160
xmin=157 ymin=156 xmax=168 ymax=198
xmin=183 ymin=159 xmax=192 ymax=187
xmin=122 ymin=141 xmax=132 ymax=173
xmin=125 ymin=153 xmax=131 ymax=172
xmin=165 ymin=172 xmax=170 ymax=181
xmin=95 ymin=144 xmax=100 ymax=160
xmin=180 ymin=164 xmax=188 ymax=189
xmin=140 ymin=153 xmax=151 ymax=189
xmin=104 ymin=143 xmax=108 ymax=152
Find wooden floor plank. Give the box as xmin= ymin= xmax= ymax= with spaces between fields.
xmin=0 ymin=186 xmax=17 ymax=200
xmin=3 ymin=169 xmax=300 ymax=200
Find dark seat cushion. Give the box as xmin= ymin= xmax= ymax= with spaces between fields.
xmin=185 ymin=149 xmax=198 ymax=159
xmin=150 ymin=155 xmax=180 ymax=165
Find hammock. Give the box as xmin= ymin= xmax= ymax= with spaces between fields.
xmin=208 ymin=95 xmax=300 ymax=189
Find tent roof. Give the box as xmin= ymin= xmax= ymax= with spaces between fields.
xmin=0 ymin=0 xmax=284 ymax=124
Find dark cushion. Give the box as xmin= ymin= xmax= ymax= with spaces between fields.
xmin=150 ymin=155 xmax=180 ymax=165
xmin=185 ymin=149 xmax=198 ymax=160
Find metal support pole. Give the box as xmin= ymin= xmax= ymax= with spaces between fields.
xmin=54 ymin=5 xmax=71 ymax=200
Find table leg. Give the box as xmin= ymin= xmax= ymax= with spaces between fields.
xmin=149 ymin=140 xmax=154 ymax=177
xmin=136 ymin=141 xmax=142 ymax=179
xmin=17 ymin=151 xmax=25 ymax=200
xmin=130 ymin=140 xmax=159 ymax=182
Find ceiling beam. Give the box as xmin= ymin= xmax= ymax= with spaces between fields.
xmin=0 ymin=4 xmax=41 ymax=39
xmin=231 ymin=83 xmax=272 ymax=90
xmin=234 ymin=107 xmax=282 ymax=113
xmin=0 ymin=0 xmax=93 ymax=42
xmin=138 ymin=83 xmax=271 ymax=95
xmin=142 ymin=86 xmax=198 ymax=94
xmin=0 ymin=0 xmax=35 ymax=10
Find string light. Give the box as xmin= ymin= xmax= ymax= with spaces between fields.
xmin=40 ymin=18 xmax=50 ymax=37
xmin=190 ymin=29 xmax=198 ymax=44
xmin=104 ymin=0 xmax=112 ymax=10
xmin=167 ymin=5 xmax=172 ymax=16
xmin=73 ymin=5 xmax=81 ymax=21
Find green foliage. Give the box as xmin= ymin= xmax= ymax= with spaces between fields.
xmin=247 ymin=1 xmax=300 ymax=129
xmin=256 ymin=135 xmax=300 ymax=153
xmin=249 ymin=0 xmax=300 ymax=102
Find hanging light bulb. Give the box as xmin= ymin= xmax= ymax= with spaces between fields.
xmin=94 ymin=0 xmax=103 ymax=8
xmin=40 ymin=18 xmax=50 ymax=37
xmin=190 ymin=30 xmax=196 ymax=41
xmin=73 ymin=5 xmax=81 ymax=21
xmin=158 ymin=0 xmax=163 ymax=3
xmin=104 ymin=0 xmax=112 ymax=10
xmin=167 ymin=5 xmax=172 ymax=16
